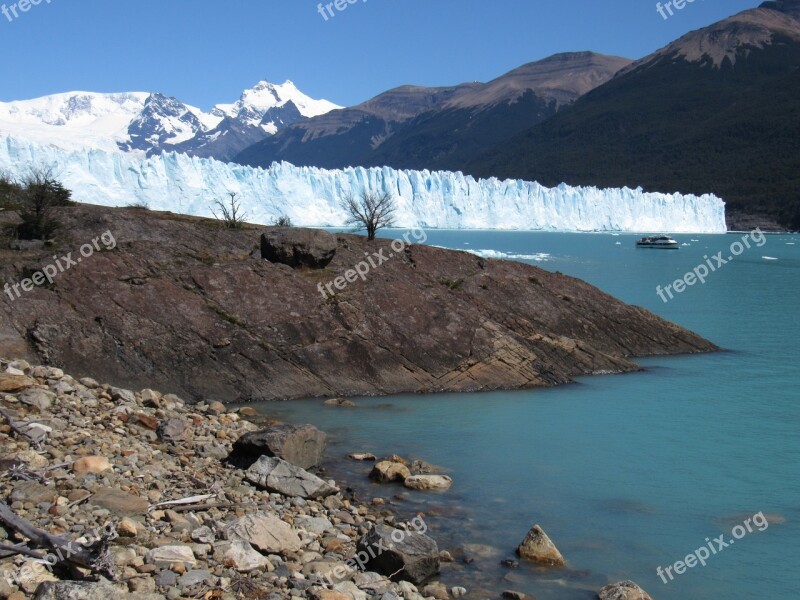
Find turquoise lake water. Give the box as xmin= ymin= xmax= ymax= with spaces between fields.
xmin=253 ymin=231 xmax=800 ymax=599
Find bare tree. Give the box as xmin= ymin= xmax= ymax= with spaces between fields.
xmin=211 ymin=192 xmax=248 ymax=229
xmin=340 ymin=190 xmax=396 ymax=241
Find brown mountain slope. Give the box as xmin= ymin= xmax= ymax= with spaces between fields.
xmin=234 ymin=52 xmax=631 ymax=171
xmin=446 ymin=52 xmax=632 ymax=109
xmin=0 ymin=205 xmax=716 ymax=402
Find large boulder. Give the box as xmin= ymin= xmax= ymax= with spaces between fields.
xmin=598 ymin=581 xmax=653 ymax=600
xmin=226 ymin=512 xmax=303 ymax=554
xmin=246 ymin=455 xmax=339 ymax=499
xmin=403 ymin=474 xmax=453 ymax=491
xmin=369 ymin=460 xmax=411 ymax=483
xmin=232 ymin=423 xmax=327 ymax=469
xmin=356 ymin=523 xmax=440 ymax=584
xmin=516 ymin=524 xmax=566 ymax=566
xmin=260 ymin=228 xmax=337 ymax=269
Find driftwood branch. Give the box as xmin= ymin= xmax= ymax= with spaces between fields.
xmin=170 ymin=502 xmax=238 ymax=513
xmin=149 ymin=493 xmax=216 ymax=511
xmin=0 ymin=407 xmax=38 ymax=445
xmin=0 ymin=542 xmax=45 ymax=560
xmin=0 ymin=500 xmax=115 ymax=578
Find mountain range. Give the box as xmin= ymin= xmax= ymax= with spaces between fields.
xmin=234 ymin=52 xmax=632 ymax=171
xmin=0 ymin=81 xmax=341 ymax=161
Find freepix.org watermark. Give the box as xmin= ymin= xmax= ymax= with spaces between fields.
xmin=656 ymin=0 xmax=696 ymax=21
xmin=656 ymin=512 xmax=769 ymax=584
xmin=656 ymin=228 xmax=766 ymax=303
xmin=318 ymin=228 xmax=427 ymax=299
xmin=317 ymin=0 xmax=368 ymax=22
xmin=1 ymin=0 xmax=54 ymax=24
xmin=4 ymin=230 xmax=116 ymax=302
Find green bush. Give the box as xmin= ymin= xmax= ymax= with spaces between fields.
xmin=15 ymin=167 xmax=74 ymax=240
xmin=272 ymin=214 xmax=293 ymax=227
xmin=0 ymin=173 xmax=23 ymax=210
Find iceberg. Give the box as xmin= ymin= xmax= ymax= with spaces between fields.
xmin=0 ymin=135 xmax=727 ymax=233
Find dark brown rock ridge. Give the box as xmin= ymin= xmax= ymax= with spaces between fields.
xmin=0 ymin=205 xmax=717 ymax=402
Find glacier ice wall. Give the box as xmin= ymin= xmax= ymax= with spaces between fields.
xmin=0 ymin=135 xmax=727 ymax=232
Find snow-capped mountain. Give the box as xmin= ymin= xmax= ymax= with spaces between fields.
xmin=0 ymin=135 xmax=727 ymax=233
xmin=0 ymin=81 xmax=341 ymax=161
xmin=0 ymin=91 xmax=150 ymax=153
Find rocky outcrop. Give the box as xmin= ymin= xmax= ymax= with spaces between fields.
xmin=231 ymin=423 xmax=327 ymax=469
xmin=403 ymin=474 xmax=453 ymax=491
xmin=517 ymin=525 xmax=566 ymax=566
xmin=0 ymin=205 xmax=718 ymax=402
xmin=356 ymin=524 xmax=440 ymax=584
xmin=260 ymin=227 xmax=337 ymax=268
xmin=245 ymin=455 xmax=339 ymax=499
xmin=598 ymin=580 xmax=653 ymax=600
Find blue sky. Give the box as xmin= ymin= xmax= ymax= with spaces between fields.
xmin=0 ymin=0 xmax=760 ymax=109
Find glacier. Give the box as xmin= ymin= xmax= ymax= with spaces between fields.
xmin=0 ymin=135 xmax=727 ymax=233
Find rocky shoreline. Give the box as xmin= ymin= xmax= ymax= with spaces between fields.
xmin=0 ymin=360 xmax=655 ymax=600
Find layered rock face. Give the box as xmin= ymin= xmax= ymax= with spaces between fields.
xmin=0 ymin=205 xmax=717 ymax=402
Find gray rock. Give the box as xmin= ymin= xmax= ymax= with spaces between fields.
xmin=333 ymin=581 xmax=368 ymax=600
xmin=190 ymin=525 xmax=215 ymax=544
xmin=354 ymin=571 xmax=390 ymax=594
xmin=196 ymin=443 xmax=228 ymax=459
xmin=0 ymin=574 xmax=16 ymax=597
xmin=10 ymin=239 xmax=45 ymax=251
xmin=598 ymin=580 xmax=653 ymax=600
xmin=356 ymin=523 xmax=440 ymax=584
xmin=260 ymin=228 xmax=337 ymax=269
xmin=233 ymin=423 xmax=327 ymax=469
xmin=370 ymin=460 xmax=410 ymax=483
xmin=348 ymin=452 xmax=377 ymax=461
xmin=516 ymin=524 xmax=565 ymax=566
xmin=157 ymin=418 xmax=190 ymax=442
xmin=155 ymin=571 xmax=179 ymax=587
xmin=303 ymin=560 xmax=356 ymax=584
xmin=110 ymin=387 xmax=136 ymax=403
xmin=227 ymin=512 xmax=303 ymax=554
xmin=18 ymin=388 xmax=56 ymax=411
xmin=294 ymin=515 xmax=333 ymax=535
xmin=33 ymin=581 xmax=165 ymax=599
xmin=217 ymin=540 xmax=271 ymax=572
xmin=403 ymin=475 xmax=453 ymax=491
xmin=409 ymin=460 xmax=440 ymax=475
xmin=146 ymin=545 xmax=197 ymax=569
xmin=246 ymin=456 xmax=338 ymax=499
xmin=178 ymin=570 xmax=214 ymax=589
xmin=11 ymin=481 xmax=57 ymax=505
xmin=91 ymin=487 xmax=149 ymax=516
xmin=422 ymin=582 xmax=449 ymax=600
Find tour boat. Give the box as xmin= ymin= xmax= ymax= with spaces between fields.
xmin=635 ymin=235 xmax=679 ymax=249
